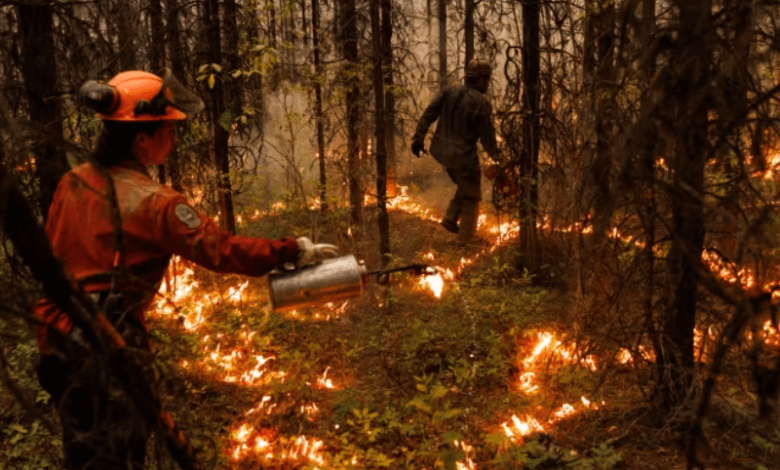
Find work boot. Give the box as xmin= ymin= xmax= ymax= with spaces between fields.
xmin=440 ymin=219 xmax=459 ymax=234
xmin=441 ymin=197 xmax=462 ymax=234
xmin=458 ymin=199 xmax=479 ymax=243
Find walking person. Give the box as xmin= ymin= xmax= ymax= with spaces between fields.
xmin=411 ymin=57 xmax=498 ymax=244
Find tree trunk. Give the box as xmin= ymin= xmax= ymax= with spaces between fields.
xmin=300 ymin=0 xmax=309 ymax=47
xmin=518 ymin=0 xmax=540 ymax=272
xmin=15 ymin=2 xmax=68 ymax=219
xmin=205 ymin=0 xmax=236 ymax=234
xmin=438 ymin=0 xmax=447 ymax=89
xmin=246 ymin=0 xmax=265 ymax=140
xmin=465 ymin=0 xmax=474 ymax=70
xmin=340 ymin=0 xmax=362 ymax=224
xmin=165 ymin=0 xmax=186 ymax=192
xmin=638 ymin=0 xmax=661 ymax=396
xmin=659 ymin=0 xmax=712 ymax=412
xmin=590 ymin=0 xmax=616 ymax=239
xmin=371 ymin=0 xmax=390 ymax=266
xmin=715 ymin=0 xmax=752 ymax=261
xmin=224 ymin=0 xmax=243 ymax=121
xmin=312 ymin=0 xmax=328 ymax=211
xmin=381 ymin=0 xmax=397 ymax=197
xmin=149 ymin=0 xmax=168 ymax=185
xmin=114 ymin=0 xmax=138 ymax=70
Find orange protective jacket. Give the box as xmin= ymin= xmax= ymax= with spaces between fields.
xmin=34 ymin=161 xmax=299 ymax=351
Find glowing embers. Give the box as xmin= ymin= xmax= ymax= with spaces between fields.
xmin=518 ymin=372 xmax=538 ymax=394
xmin=152 ymin=257 xmax=253 ymax=331
xmin=745 ymin=319 xmax=780 ymax=347
xmin=186 ymin=333 xmax=279 ymax=386
xmin=229 ymin=424 xmax=326 ymax=467
xmin=616 ymin=346 xmax=655 ymax=365
xmin=701 ymin=251 xmax=756 ymax=289
xmin=383 ymin=185 xmax=440 ymax=222
xmin=316 ymin=366 xmax=336 ymax=389
xmin=502 ymin=398 xmax=602 ymax=445
xmin=454 ymin=440 xmax=476 ymax=470
xmin=503 ymin=330 xmax=605 ymax=444
xmin=521 ymin=331 xmax=598 ymax=372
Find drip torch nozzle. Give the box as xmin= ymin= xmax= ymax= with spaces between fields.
xmin=369 ymin=263 xmax=440 ymax=285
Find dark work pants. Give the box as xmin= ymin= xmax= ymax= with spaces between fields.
xmin=443 ymin=164 xmax=481 ymax=241
xmin=36 ymin=315 xmax=155 ymax=470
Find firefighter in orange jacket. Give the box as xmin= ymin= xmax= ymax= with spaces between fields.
xmin=34 ymin=70 xmax=334 ymax=470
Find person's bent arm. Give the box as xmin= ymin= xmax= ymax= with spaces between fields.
xmin=412 ymin=90 xmax=447 ymax=150
xmin=158 ymin=197 xmax=299 ymax=276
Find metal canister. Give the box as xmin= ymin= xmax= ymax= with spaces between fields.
xmin=268 ymin=255 xmax=367 ymax=312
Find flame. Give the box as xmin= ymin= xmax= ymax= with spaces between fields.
xmin=518 ymin=372 xmax=539 ymax=394
xmin=454 ymin=440 xmax=476 ymax=470
xmin=317 ymin=367 xmax=336 ymax=389
xmin=419 ymin=273 xmax=445 ymax=298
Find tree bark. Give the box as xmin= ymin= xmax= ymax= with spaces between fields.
xmin=518 ymin=0 xmax=540 ymax=272
xmin=312 ymin=0 xmax=328 ymax=211
xmin=715 ymin=0 xmax=753 ymax=261
xmin=371 ymin=0 xmax=390 ymax=266
xmin=465 ymin=0 xmax=474 ymax=70
xmin=165 ymin=0 xmax=186 ymax=192
xmin=15 ymin=2 xmax=68 ymax=219
xmin=114 ymin=0 xmax=138 ymax=70
xmin=246 ymin=0 xmax=265 ymax=139
xmin=340 ymin=0 xmax=363 ymax=224
xmin=381 ymin=0 xmax=397 ymax=197
xmin=590 ymin=0 xmax=616 ymax=239
xmin=149 ymin=0 xmax=168 ymax=185
xmin=438 ymin=0 xmax=447 ymax=90
xmin=659 ymin=0 xmax=712 ymax=411
xmin=224 ymin=0 xmax=243 ymax=120
xmin=205 ymin=0 xmax=236 ymax=234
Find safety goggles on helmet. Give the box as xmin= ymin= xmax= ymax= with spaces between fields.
xmin=80 ymin=69 xmax=204 ymax=121
xmin=133 ymin=69 xmax=205 ymax=117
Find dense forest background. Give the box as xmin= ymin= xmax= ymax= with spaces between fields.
xmin=2 ymin=0 xmax=780 ymax=469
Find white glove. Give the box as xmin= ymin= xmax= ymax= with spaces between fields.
xmin=296 ymin=237 xmax=340 ymax=267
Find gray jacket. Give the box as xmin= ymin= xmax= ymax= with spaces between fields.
xmin=413 ymin=84 xmax=497 ymax=169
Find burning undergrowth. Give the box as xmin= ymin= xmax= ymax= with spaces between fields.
xmin=137 ymin=184 xmax=638 ymax=469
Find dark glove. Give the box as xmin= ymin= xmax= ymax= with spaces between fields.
xmin=411 ymin=140 xmax=425 ymax=158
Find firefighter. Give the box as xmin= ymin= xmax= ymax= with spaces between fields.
xmin=33 ymin=70 xmax=336 ymax=470
xmin=411 ymin=57 xmax=498 ymax=244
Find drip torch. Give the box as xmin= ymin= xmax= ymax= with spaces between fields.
xmin=268 ymin=254 xmax=443 ymax=312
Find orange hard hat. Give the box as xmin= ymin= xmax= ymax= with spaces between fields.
xmin=80 ymin=69 xmax=204 ymax=121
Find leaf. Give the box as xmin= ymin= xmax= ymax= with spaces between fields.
xmin=441 ymin=431 xmax=463 ymax=443
xmin=10 ymin=424 xmax=27 ymax=434
xmin=407 ymin=396 xmax=431 ymax=414
xmin=431 ymin=383 xmax=449 ymax=399
xmin=212 ymin=63 xmax=223 ymax=73
xmin=219 ymin=111 xmax=232 ymax=131
xmin=207 ymin=75 xmax=216 ymax=90
xmin=436 ymin=408 xmax=462 ymax=421
xmin=231 ymin=69 xmax=242 ymax=79
xmin=198 ymin=64 xmax=209 ymax=73
xmin=441 ymin=448 xmax=464 ymax=470
xmin=485 ymin=430 xmax=510 ymax=447
xmin=416 ymin=383 xmax=427 ymax=392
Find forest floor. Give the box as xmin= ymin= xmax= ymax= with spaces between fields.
xmin=2 ymin=177 xmax=780 ymax=470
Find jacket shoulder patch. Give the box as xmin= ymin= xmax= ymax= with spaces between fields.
xmin=174 ymin=204 xmax=202 ymax=230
